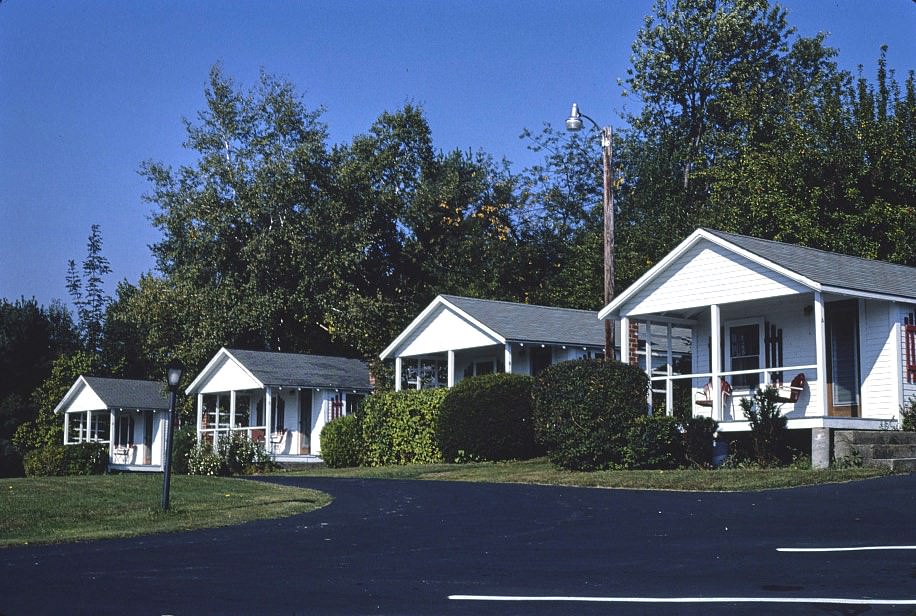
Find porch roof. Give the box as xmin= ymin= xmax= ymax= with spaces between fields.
xmin=185 ymin=348 xmax=372 ymax=394
xmin=600 ymin=228 xmax=916 ymax=319
xmin=380 ymin=295 xmax=605 ymax=359
xmin=705 ymin=229 xmax=916 ymax=300
xmin=54 ymin=376 xmax=169 ymax=415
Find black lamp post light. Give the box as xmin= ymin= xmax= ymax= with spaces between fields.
xmin=161 ymin=358 xmax=184 ymax=512
xmin=566 ymin=102 xmax=616 ymax=358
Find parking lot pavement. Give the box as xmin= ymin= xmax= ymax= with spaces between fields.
xmin=2 ymin=473 xmax=915 ymax=615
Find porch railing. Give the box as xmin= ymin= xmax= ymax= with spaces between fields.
xmin=649 ymin=363 xmax=818 ymax=422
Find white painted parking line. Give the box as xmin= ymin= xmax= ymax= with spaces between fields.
xmin=449 ymin=595 xmax=916 ymax=605
xmin=777 ymin=545 xmax=916 ymax=553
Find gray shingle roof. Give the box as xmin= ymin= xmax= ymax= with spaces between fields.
xmin=440 ymin=295 xmax=605 ymax=347
xmin=83 ymin=377 xmax=170 ymax=410
xmin=226 ymin=349 xmax=372 ymax=390
xmin=705 ymin=229 xmax=916 ymax=300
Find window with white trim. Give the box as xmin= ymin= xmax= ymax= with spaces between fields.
xmin=726 ymin=319 xmax=763 ymax=390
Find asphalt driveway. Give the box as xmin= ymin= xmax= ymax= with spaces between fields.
xmin=2 ymin=473 xmax=915 ymax=615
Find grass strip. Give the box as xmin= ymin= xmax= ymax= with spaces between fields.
xmin=283 ymin=457 xmax=891 ymax=491
xmin=0 ymin=474 xmax=329 ymax=547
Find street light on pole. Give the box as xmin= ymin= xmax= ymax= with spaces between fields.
xmin=161 ymin=359 xmax=184 ymax=512
xmin=566 ymin=102 xmax=615 ymax=359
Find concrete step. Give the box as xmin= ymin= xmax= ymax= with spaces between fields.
xmin=867 ymin=458 xmax=916 ymax=472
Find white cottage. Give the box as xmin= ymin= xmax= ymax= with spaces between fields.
xmin=54 ymin=376 xmax=170 ymax=471
xmin=184 ymin=348 xmax=372 ymax=462
xmin=599 ymin=228 xmax=916 ymax=462
xmin=380 ymin=294 xmax=610 ymax=388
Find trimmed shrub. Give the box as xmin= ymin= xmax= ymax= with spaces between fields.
xmin=23 ymin=444 xmax=66 ymax=476
xmin=63 ymin=442 xmax=108 ymax=475
xmin=321 ymin=414 xmax=363 ymax=468
xmin=682 ymin=416 xmax=719 ymax=468
xmin=187 ymin=442 xmax=223 ymax=476
xmin=901 ymin=396 xmax=916 ymax=431
xmin=23 ymin=442 xmax=107 ymax=476
xmin=532 ymin=359 xmax=649 ymax=471
xmin=361 ymin=389 xmax=448 ymax=466
xmin=437 ymin=373 xmax=541 ymax=462
xmin=624 ymin=414 xmax=682 ymax=469
xmin=187 ymin=432 xmax=273 ymax=476
xmin=740 ymin=386 xmax=790 ymax=467
xmin=171 ymin=424 xmax=197 ymax=475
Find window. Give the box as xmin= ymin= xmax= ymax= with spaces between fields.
xmin=728 ymin=321 xmax=762 ymax=390
xmin=234 ymin=394 xmax=251 ymax=428
xmin=403 ymin=357 xmax=449 ymax=389
xmin=272 ymin=396 xmax=286 ymax=431
xmin=115 ymin=415 xmax=135 ymax=447
xmin=463 ymin=358 xmax=504 ymax=379
xmin=347 ymin=393 xmax=365 ymax=416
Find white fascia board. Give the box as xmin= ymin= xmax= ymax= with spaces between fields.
xmin=819 ymin=285 xmax=916 ymax=304
xmin=183 ymin=347 xmax=264 ymax=395
xmin=598 ymin=229 xmax=821 ymax=320
xmin=436 ymin=297 xmax=506 ymax=344
xmin=53 ymin=376 xmax=89 ymax=415
xmin=379 ymin=297 xmax=447 ymax=360
xmin=379 ymin=295 xmax=506 ymax=359
xmin=598 ymin=229 xmax=708 ymax=320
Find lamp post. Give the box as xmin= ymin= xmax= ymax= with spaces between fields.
xmin=566 ymin=103 xmax=615 ymax=359
xmin=161 ymin=359 xmax=184 ymax=512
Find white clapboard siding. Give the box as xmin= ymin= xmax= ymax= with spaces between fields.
xmin=197 ymin=355 xmax=261 ymax=394
xmin=622 ymin=242 xmax=809 ymax=316
xmin=66 ymin=382 xmax=108 ymax=413
xmin=399 ymin=305 xmax=500 ymax=357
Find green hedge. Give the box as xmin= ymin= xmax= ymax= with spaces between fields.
xmin=532 ymin=359 xmax=648 ymax=471
xmin=361 ymin=389 xmax=447 ymax=465
xmin=320 ymin=415 xmax=363 ymax=468
xmin=624 ymin=414 xmax=682 ymax=469
xmin=437 ymin=373 xmax=541 ymax=462
xmin=23 ymin=442 xmax=108 ymax=476
xmin=683 ymin=416 xmax=719 ymax=468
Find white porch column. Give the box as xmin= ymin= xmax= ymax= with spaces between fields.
xmin=109 ymin=409 xmax=116 ymax=450
xmin=394 ymin=357 xmax=402 ymax=391
xmin=265 ymin=386 xmax=273 ymax=455
xmin=84 ymin=410 xmax=91 ymax=443
xmin=63 ymin=412 xmax=70 ymax=445
xmin=644 ymin=321 xmax=653 ymax=412
xmin=265 ymin=387 xmax=273 ymax=433
xmin=620 ymin=316 xmax=630 ymax=365
xmin=665 ymin=323 xmax=674 ymax=416
xmin=196 ymin=393 xmax=204 ymax=441
xmin=813 ymin=291 xmax=828 ymax=414
xmin=416 ymin=359 xmax=422 ymax=390
xmin=504 ymin=342 xmax=513 ymax=374
xmin=710 ymin=303 xmax=723 ymax=422
xmin=447 ymin=350 xmax=456 ymax=387
xmin=229 ymin=390 xmax=237 ymax=429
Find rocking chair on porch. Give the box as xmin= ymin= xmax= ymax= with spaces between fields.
xmin=774 ymin=373 xmax=806 ymax=404
xmin=695 ymin=378 xmax=732 ymax=409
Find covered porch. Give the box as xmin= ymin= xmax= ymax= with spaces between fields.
xmin=54 ymin=376 xmax=170 ymax=471
xmin=600 ymin=229 xmax=912 ymax=439
xmin=382 ymin=294 xmax=606 ymax=389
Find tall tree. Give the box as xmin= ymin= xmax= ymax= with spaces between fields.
xmin=140 ymin=66 xmax=338 ymax=369
xmin=67 ymin=224 xmax=112 ymax=353
xmin=620 ymin=0 xmax=837 ymax=258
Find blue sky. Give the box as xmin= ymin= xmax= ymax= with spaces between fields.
xmin=1 ymin=0 xmax=914 ymax=308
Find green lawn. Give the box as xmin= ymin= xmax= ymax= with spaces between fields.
xmin=284 ymin=457 xmax=891 ymax=491
xmin=0 ymin=474 xmax=329 ymax=547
